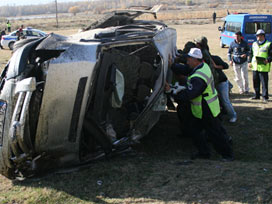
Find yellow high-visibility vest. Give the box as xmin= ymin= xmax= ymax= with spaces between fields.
xmin=252 ymin=40 xmax=271 ymax=72
xmin=188 ymin=63 xmax=220 ymax=119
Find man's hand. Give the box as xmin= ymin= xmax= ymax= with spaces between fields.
xmin=165 ymin=82 xmax=171 ymax=92
xmin=229 ymin=61 xmax=233 ymax=66
xmin=248 ymin=63 xmax=252 ymax=69
xmin=168 ymin=54 xmax=173 ymax=68
xmin=241 ymin=54 xmax=247 ymax=58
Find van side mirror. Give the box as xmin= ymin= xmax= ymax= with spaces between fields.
xmin=218 ymin=26 xmax=222 ymax=31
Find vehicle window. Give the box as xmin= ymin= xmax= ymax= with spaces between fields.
xmin=10 ymin=32 xmax=16 ymax=36
xmin=225 ymin=21 xmax=241 ymax=33
xmin=32 ymin=31 xmax=41 ymax=37
xmin=38 ymin=32 xmax=46 ymax=37
xmin=25 ymin=30 xmax=33 ymax=36
xmin=245 ymin=22 xmax=271 ymax=34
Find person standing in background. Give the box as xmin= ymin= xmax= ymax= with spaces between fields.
xmin=249 ymin=29 xmax=272 ymax=102
xmin=0 ymin=28 xmax=6 ymax=49
xmin=228 ymin=31 xmax=250 ymax=94
xmin=6 ymin=20 xmax=11 ymax=33
xmin=212 ymin=12 xmax=217 ymax=24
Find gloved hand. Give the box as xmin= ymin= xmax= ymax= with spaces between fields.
xmin=170 ymin=82 xmax=186 ymax=95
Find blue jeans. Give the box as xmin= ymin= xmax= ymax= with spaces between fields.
xmin=216 ymin=80 xmax=237 ymax=119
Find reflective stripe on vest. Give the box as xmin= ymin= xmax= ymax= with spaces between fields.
xmin=188 ymin=63 xmax=220 ymax=119
xmin=191 ymin=95 xmax=218 ymax=106
xmin=252 ymin=41 xmax=271 ymax=72
xmin=194 ymin=70 xmax=213 ymax=85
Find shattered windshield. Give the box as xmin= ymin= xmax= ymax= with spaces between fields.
xmin=84 ymin=5 xmax=161 ymax=31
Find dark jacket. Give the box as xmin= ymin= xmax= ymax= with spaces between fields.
xmin=228 ymin=39 xmax=250 ymax=64
xmin=171 ymin=63 xmax=191 ymax=76
xmin=248 ymin=39 xmax=272 ymax=63
xmin=211 ymin=55 xmax=228 ymax=83
xmin=173 ymin=63 xmax=207 ymax=103
xmin=0 ymin=30 xmax=5 ymax=38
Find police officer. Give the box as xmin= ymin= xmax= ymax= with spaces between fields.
xmin=166 ymin=48 xmax=233 ymax=160
xmin=6 ymin=21 xmax=11 ymax=33
xmin=249 ymin=29 xmax=272 ymax=102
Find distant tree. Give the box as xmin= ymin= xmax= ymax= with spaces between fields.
xmin=185 ymin=0 xmax=193 ymax=6
xmin=68 ymin=6 xmax=80 ymax=16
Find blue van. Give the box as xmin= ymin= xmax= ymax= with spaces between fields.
xmin=218 ymin=14 xmax=272 ymax=47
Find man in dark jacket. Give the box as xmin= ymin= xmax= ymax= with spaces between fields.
xmin=0 ymin=29 xmax=6 ymax=49
xmin=212 ymin=12 xmax=216 ymax=24
xmin=228 ymin=31 xmax=250 ymax=94
xmin=166 ymin=48 xmax=233 ymax=161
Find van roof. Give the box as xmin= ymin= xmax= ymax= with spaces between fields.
xmin=226 ymin=14 xmax=272 ymax=22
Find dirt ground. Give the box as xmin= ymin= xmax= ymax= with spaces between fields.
xmin=0 ymin=22 xmax=272 ymax=204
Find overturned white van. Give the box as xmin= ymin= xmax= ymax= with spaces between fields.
xmin=0 ymin=6 xmax=177 ymax=179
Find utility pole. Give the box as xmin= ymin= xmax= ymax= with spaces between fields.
xmin=55 ymin=0 xmax=59 ymax=28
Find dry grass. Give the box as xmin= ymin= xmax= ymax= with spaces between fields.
xmin=0 ymin=21 xmax=272 ymax=204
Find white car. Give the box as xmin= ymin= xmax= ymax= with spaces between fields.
xmin=0 ymin=28 xmax=47 ymax=50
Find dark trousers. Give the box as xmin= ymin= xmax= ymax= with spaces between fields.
xmin=176 ymin=101 xmax=192 ymax=137
xmin=186 ymin=101 xmax=233 ymax=158
xmin=252 ymin=71 xmax=269 ymax=99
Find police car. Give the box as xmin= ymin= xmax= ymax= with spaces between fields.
xmin=0 ymin=27 xmax=47 ymax=50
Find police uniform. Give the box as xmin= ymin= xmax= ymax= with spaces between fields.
xmin=250 ymin=39 xmax=272 ymax=100
xmin=173 ymin=62 xmax=233 ymax=160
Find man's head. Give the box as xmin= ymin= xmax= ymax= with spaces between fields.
xmin=256 ymin=29 xmax=265 ymax=42
xmin=194 ymin=36 xmax=209 ymax=50
xmin=183 ymin=41 xmax=196 ymax=54
xmin=186 ymin=48 xmax=203 ymax=68
xmin=235 ymin=31 xmax=242 ymax=42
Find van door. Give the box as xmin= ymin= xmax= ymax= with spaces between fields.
xmin=244 ymin=21 xmax=272 ymax=46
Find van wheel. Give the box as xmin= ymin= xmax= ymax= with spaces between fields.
xmin=220 ymin=40 xmax=225 ymax=48
xmin=8 ymin=41 xmax=15 ymax=50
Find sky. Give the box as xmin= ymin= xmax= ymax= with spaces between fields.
xmin=0 ymin=0 xmax=88 ymax=6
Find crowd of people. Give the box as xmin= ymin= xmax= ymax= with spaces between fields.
xmin=0 ymin=22 xmax=25 ymax=50
xmin=165 ymin=29 xmax=272 ymax=161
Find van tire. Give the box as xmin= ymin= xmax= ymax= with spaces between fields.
xmin=220 ymin=40 xmax=225 ymax=48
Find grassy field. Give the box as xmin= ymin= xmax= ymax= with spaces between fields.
xmin=0 ymin=21 xmax=272 ymax=204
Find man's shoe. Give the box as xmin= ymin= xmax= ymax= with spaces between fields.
xmin=190 ymin=152 xmax=210 ymax=160
xmin=262 ymin=98 xmax=269 ymax=103
xmin=244 ymin=91 xmax=249 ymax=95
xmin=251 ymin=96 xmax=260 ymax=100
xmin=229 ymin=117 xmax=237 ymax=123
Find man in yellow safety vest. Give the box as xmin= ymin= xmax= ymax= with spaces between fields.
xmin=248 ymin=29 xmax=272 ymax=102
xmin=166 ymin=48 xmax=233 ymax=161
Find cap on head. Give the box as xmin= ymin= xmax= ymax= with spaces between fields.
xmin=256 ymin=29 xmax=265 ymax=36
xmin=188 ymin=48 xmax=203 ymax=59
